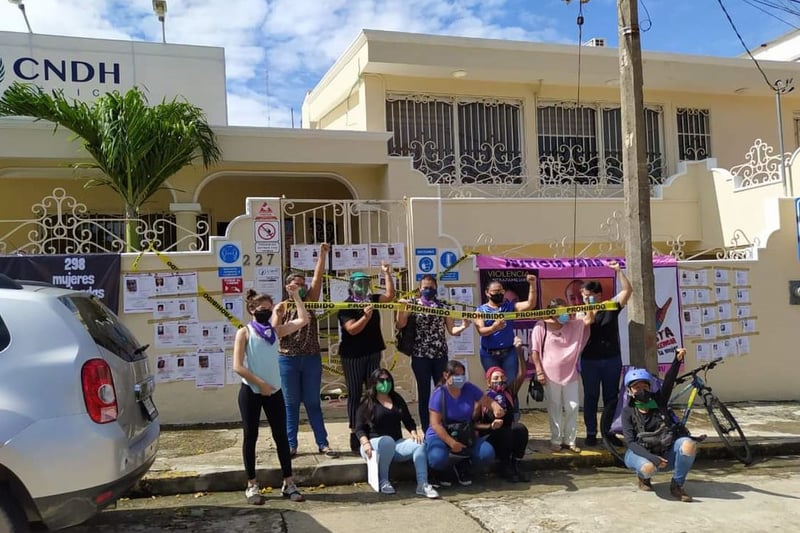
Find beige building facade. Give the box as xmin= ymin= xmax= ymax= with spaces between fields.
xmin=2 ymin=30 xmax=800 ymax=423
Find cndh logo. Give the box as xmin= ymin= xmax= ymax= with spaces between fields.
xmin=0 ymin=56 xmax=121 ymax=86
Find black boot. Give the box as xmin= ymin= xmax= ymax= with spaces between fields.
xmin=499 ymin=461 xmax=519 ymax=483
xmin=512 ymin=458 xmax=531 ymax=483
xmin=350 ymin=433 xmax=360 ymax=455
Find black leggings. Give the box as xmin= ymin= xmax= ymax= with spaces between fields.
xmin=341 ymin=352 xmax=382 ymax=429
xmin=486 ymin=422 xmax=530 ymax=463
xmin=238 ymin=385 xmax=293 ymax=479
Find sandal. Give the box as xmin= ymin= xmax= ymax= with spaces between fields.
xmin=319 ymin=446 xmax=340 ymax=458
xmin=566 ymin=444 xmax=582 ymax=454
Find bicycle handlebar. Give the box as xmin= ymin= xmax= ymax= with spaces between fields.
xmin=674 ymin=357 xmax=724 ymax=384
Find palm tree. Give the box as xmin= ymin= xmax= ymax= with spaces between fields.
xmin=0 ymin=82 xmax=221 ymax=251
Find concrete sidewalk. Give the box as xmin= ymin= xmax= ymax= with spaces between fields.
xmin=133 ymin=402 xmax=800 ymax=496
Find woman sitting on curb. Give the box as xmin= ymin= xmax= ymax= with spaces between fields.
xmin=622 ymin=348 xmax=696 ymax=502
xmin=355 ymin=368 xmax=439 ymax=499
xmin=474 ymin=358 xmax=531 ymax=483
xmin=426 ymin=360 xmax=503 ymax=487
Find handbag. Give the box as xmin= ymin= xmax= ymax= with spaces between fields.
xmin=395 ymin=313 xmax=416 ymax=356
xmin=439 ymin=386 xmax=474 ymax=448
xmin=527 ymin=323 xmax=546 ymax=404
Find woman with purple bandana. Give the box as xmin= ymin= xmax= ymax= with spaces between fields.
xmin=233 ymin=286 xmax=308 ymax=505
xmin=396 ymin=275 xmax=471 ymax=430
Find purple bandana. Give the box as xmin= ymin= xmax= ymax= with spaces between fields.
xmin=249 ymin=320 xmax=276 ymax=344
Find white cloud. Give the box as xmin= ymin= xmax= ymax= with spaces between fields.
xmin=0 ymin=0 xmax=566 ymax=127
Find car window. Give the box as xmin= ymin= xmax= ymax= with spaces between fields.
xmin=61 ymin=295 xmax=146 ymax=363
xmin=0 ymin=314 xmax=10 ymax=352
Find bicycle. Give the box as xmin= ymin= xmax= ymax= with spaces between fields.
xmin=600 ymin=357 xmax=753 ymax=466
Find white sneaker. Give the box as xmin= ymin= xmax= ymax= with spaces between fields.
xmin=416 ymin=483 xmax=440 ymax=499
xmin=245 ymin=483 xmax=264 ymax=505
xmin=379 ymin=480 xmax=396 ymax=494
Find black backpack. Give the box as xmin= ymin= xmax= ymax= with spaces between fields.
xmin=395 ymin=313 xmax=416 ymax=356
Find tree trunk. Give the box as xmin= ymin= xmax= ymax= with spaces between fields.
xmin=125 ymin=203 xmax=141 ymax=253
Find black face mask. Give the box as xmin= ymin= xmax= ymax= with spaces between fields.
xmin=254 ymin=309 xmax=272 ymax=325
xmin=488 ymin=293 xmax=504 ymax=304
xmin=633 ymin=390 xmax=652 ymax=403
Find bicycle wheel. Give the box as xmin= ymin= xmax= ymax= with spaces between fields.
xmin=704 ymin=395 xmax=753 ymax=465
xmin=600 ymin=397 xmax=626 ymax=467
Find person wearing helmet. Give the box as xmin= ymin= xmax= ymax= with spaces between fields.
xmin=338 ymin=262 xmax=395 ymax=454
xmin=621 ymin=348 xmax=696 ymax=502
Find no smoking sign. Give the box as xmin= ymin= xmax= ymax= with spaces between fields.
xmin=254 ymin=220 xmax=281 ymax=253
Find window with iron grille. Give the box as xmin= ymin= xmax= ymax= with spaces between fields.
xmin=386 ymin=94 xmax=524 ymax=185
xmin=537 ymin=103 xmax=664 ymax=185
xmin=676 ymin=108 xmax=711 ymax=161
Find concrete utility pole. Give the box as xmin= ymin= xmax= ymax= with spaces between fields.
xmin=618 ymin=0 xmax=658 ymax=372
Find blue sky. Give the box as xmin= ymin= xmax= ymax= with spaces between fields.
xmin=1 ymin=0 xmax=798 ymax=127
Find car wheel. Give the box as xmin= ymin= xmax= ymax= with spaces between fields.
xmin=0 ymin=488 xmax=29 ymax=533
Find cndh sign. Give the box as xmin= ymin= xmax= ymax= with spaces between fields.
xmin=1 ymin=56 xmax=121 ymax=85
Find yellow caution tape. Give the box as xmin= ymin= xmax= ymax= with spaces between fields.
xmin=291 ymin=300 xmax=617 ymax=320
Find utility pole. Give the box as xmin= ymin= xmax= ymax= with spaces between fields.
xmin=619 ymin=0 xmax=658 ymax=372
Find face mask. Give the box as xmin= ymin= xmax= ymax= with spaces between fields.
xmin=254 ymin=309 xmax=272 ymax=325
xmin=587 ymin=295 xmax=596 ymax=304
xmin=450 ymin=375 xmax=466 ymax=389
xmin=297 ymin=286 xmax=308 ymax=299
xmin=420 ymin=287 xmax=437 ymax=300
xmin=352 ymin=281 xmax=370 ymax=299
xmin=632 ymin=389 xmax=652 ymax=403
xmin=375 ymin=379 xmax=392 ymax=394
xmin=557 ymin=313 xmax=569 ymax=324
xmin=490 ymin=380 xmax=507 ymax=392
xmin=488 ymin=293 xmax=504 ymax=305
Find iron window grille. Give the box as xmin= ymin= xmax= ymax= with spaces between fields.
xmin=676 ymin=108 xmax=711 ymax=161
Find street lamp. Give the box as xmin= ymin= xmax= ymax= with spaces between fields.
xmin=8 ymin=0 xmax=33 ymax=33
xmin=774 ymin=78 xmax=794 ymax=197
xmin=152 ymin=0 xmax=167 ymax=44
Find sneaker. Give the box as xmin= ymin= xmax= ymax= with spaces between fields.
xmin=416 ymin=483 xmax=440 ymax=499
xmin=670 ymin=480 xmax=692 ymax=502
xmin=379 ymin=480 xmax=396 ymax=494
xmin=453 ymin=460 xmax=473 ymax=486
xmin=638 ymin=477 xmax=653 ymax=492
xmin=245 ymin=483 xmax=264 ymax=505
xmin=585 ymin=435 xmax=598 ymax=447
xmin=281 ymin=482 xmax=306 ymax=502
xmin=431 ymin=469 xmax=452 ymax=487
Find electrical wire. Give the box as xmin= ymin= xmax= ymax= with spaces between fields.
xmin=570 ymin=1 xmax=585 ymax=278
xmin=717 ymin=0 xmax=776 ymax=90
xmin=640 ymin=0 xmax=653 ymax=32
xmin=741 ymin=0 xmax=800 ymax=28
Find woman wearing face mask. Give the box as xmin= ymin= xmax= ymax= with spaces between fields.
xmin=530 ymin=298 xmax=595 ymax=453
xmin=474 ymin=276 xmax=538 ymax=418
xmin=233 ymin=287 xmax=308 ymax=505
xmin=274 ymin=243 xmax=338 ymax=458
xmin=355 ymin=368 xmax=440 ymax=499
xmin=475 ymin=364 xmax=531 ymax=482
xmin=622 ymin=348 xmax=695 ymax=502
xmin=426 ymin=360 xmax=503 ymax=487
xmin=338 ymin=262 xmax=395 ymax=454
xmin=395 ymin=275 xmax=472 ymax=430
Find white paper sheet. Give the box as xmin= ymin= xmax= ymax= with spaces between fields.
xmin=366 ymin=446 xmax=380 ymax=492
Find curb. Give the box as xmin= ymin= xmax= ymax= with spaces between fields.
xmin=131 ymin=437 xmax=800 ymax=497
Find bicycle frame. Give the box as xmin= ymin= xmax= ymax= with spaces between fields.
xmin=670 ymin=372 xmax=712 ymax=427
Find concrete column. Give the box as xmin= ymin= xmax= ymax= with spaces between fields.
xmin=169 ymin=202 xmax=203 ymax=251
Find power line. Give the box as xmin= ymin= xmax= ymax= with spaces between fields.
xmin=717 ymin=0 xmax=776 ymax=90
xmin=741 ymin=0 xmax=800 ymax=28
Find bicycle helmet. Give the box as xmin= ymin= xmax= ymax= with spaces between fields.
xmin=624 ymin=367 xmax=652 ymax=388
xmin=349 ymin=271 xmax=370 ymax=281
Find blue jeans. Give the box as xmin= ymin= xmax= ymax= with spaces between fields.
xmin=480 ymin=348 xmax=519 ymax=415
xmin=278 ymin=353 xmax=329 ymax=450
xmin=411 ymin=357 xmax=449 ymax=431
xmin=624 ymin=437 xmax=696 ymax=485
xmin=360 ymin=436 xmax=429 ymax=486
xmin=425 ymin=433 xmax=495 ymax=472
xmin=580 ymin=357 xmax=622 ymax=436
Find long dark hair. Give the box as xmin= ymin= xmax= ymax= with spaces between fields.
xmin=362 ymin=368 xmax=403 ymax=422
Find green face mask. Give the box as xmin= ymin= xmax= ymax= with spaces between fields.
xmin=297 ymin=286 xmax=307 ymax=299
xmin=375 ymin=379 xmax=392 ymax=394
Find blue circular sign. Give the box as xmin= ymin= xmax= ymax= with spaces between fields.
xmin=440 ymin=251 xmax=457 ymax=269
xmin=418 ymin=256 xmax=434 ymax=273
xmin=219 ymin=244 xmax=240 ymax=264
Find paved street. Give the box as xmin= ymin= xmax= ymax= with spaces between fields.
xmin=65 ymin=456 xmax=800 ymax=533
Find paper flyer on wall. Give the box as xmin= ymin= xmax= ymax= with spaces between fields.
xmin=332 ymin=244 xmax=369 ymax=270
xmin=223 ymin=323 xmax=237 ymax=345
xmin=153 ymin=297 xmax=198 ymax=321
xmin=174 ymin=353 xmax=198 ymax=381
xmin=155 ymin=321 xmax=201 ymax=348
xmin=155 ymin=355 xmax=177 ymax=383
xmin=199 ymin=322 xmax=225 ymax=348
xmin=368 ymin=243 xmax=407 ymax=268
xmin=226 ymin=353 xmax=239 ymax=385
xmin=734 ymin=270 xmax=749 ymax=286
xmin=681 ymin=308 xmax=702 ymax=337
xmin=124 ymin=273 xmax=157 ymax=313
xmin=713 ymin=268 xmax=729 ymax=284
xmin=254 ymin=265 xmax=282 ymax=301
xmin=196 ymin=348 xmax=225 ymax=388
xmin=221 ymin=296 xmax=244 ymax=322
xmin=154 ymin=272 xmax=198 ymax=296
xmin=329 ymin=279 xmax=350 ymax=302
xmin=447 ymin=286 xmax=476 ymax=355
xmin=290 ymin=244 xmax=328 ymax=271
